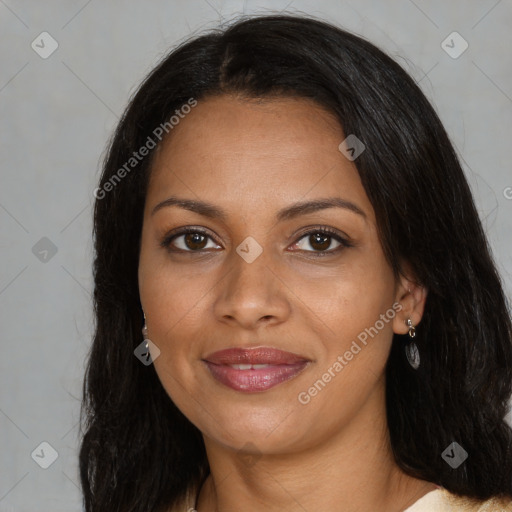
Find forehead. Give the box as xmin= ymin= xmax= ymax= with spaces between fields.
xmin=146 ymin=94 xmax=373 ymax=222
xmin=152 ymin=94 xmax=342 ymax=162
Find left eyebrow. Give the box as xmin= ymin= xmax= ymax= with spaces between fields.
xmin=276 ymin=197 xmax=367 ymax=222
xmin=151 ymin=195 xmax=367 ymax=221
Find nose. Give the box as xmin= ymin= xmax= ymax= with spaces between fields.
xmin=212 ymin=242 xmax=291 ymax=330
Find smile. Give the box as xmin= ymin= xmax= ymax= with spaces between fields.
xmin=203 ymin=361 xmax=310 ymax=392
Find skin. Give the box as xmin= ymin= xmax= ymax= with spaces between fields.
xmin=138 ymin=94 xmax=435 ymax=512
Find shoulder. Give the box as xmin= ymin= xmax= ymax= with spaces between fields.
xmin=438 ymin=489 xmax=512 ymax=512
xmin=406 ymin=488 xmax=512 ymax=512
xmin=463 ymin=495 xmax=512 ymax=512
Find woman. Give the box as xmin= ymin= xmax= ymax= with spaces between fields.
xmin=80 ymin=13 xmax=512 ymax=512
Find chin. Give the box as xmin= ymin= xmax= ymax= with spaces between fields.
xmin=199 ymin=403 xmax=306 ymax=452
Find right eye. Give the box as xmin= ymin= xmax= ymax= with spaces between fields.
xmin=161 ymin=227 xmax=222 ymax=253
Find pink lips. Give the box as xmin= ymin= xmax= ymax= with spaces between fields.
xmin=203 ymin=347 xmax=310 ymax=392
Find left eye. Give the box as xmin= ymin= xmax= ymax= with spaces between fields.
xmin=291 ymin=229 xmax=348 ymax=255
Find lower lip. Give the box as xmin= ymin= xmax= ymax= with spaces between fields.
xmin=203 ymin=361 xmax=309 ymax=392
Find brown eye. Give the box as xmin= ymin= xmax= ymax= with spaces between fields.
xmin=182 ymin=232 xmax=208 ymax=250
xmin=307 ymin=233 xmax=335 ymax=251
xmin=290 ymin=227 xmax=352 ymax=256
xmin=294 ymin=232 xmax=341 ymax=252
xmin=161 ymin=228 xmax=221 ymax=253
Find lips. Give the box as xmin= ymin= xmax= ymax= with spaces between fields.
xmin=203 ymin=347 xmax=310 ymax=392
xmin=204 ymin=347 xmax=309 ymax=365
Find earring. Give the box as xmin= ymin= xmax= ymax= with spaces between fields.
xmin=142 ymin=311 xmax=149 ymax=339
xmin=405 ymin=318 xmax=420 ymax=370
xmin=134 ymin=311 xmax=161 ymax=365
xmin=141 ymin=311 xmax=152 ymax=363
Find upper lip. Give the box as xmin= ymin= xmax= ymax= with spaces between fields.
xmin=203 ymin=347 xmax=310 ymax=365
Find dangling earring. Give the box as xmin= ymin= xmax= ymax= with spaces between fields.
xmin=134 ymin=311 xmax=161 ymax=365
xmin=405 ymin=318 xmax=420 ymax=370
xmin=141 ymin=312 xmax=152 ymax=364
xmin=142 ymin=311 xmax=149 ymax=340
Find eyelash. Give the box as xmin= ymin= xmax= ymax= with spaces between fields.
xmin=160 ymin=226 xmax=353 ymax=258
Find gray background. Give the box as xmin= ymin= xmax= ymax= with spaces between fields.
xmin=1 ymin=0 xmax=511 ymax=510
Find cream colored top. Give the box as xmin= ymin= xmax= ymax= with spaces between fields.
xmin=170 ymin=484 xmax=512 ymax=511
xmin=404 ymin=488 xmax=512 ymax=511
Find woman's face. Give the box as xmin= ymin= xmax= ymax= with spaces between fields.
xmin=138 ymin=94 xmax=414 ymax=454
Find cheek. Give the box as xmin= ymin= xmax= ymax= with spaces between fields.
xmin=305 ymin=259 xmax=397 ymax=391
xmin=141 ymin=270 xmax=215 ymax=343
xmin=138 ymin=245 xmax=203 ymax=406
xmin=312 ymin=256 xmax=396 ymax=337
xmin=139 ymin=253 xmax=214 ymax=389
xmin=138 ymin=231 xmax=210 ymax=341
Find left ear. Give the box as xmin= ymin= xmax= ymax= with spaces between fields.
xmin=392 ymin=262 xmax=428 ymax=335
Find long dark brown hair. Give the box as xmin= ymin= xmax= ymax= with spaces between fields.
xmin=80 ymin=13 xmax=512 ymax=511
